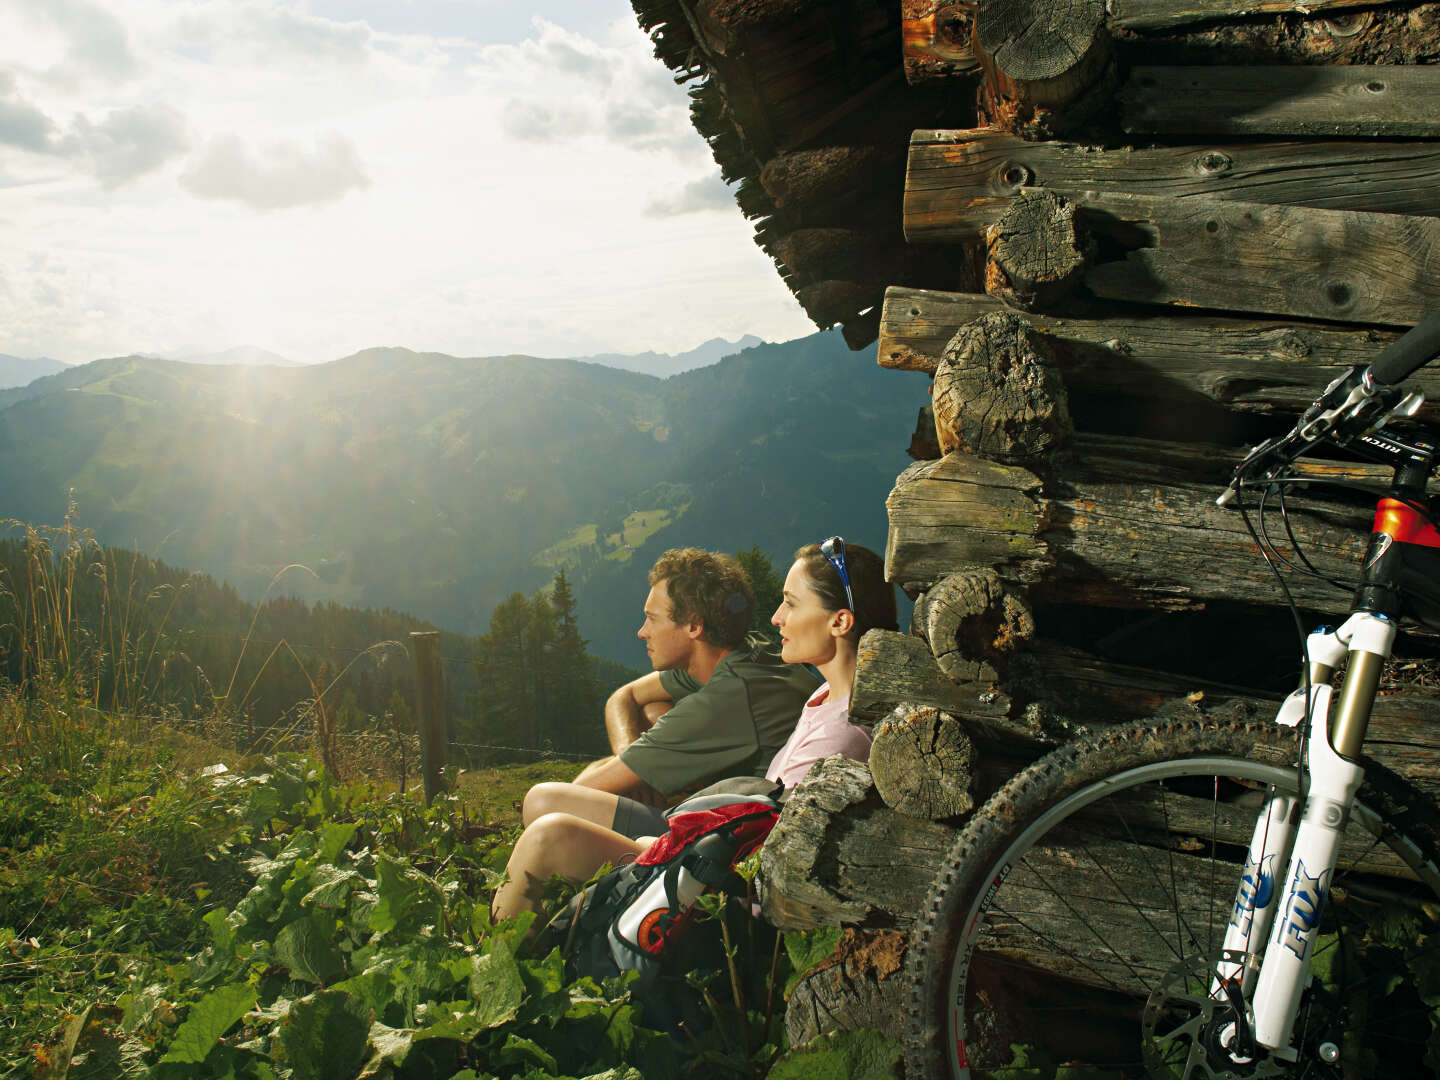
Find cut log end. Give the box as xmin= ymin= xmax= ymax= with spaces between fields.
xmin=870 ymin=703 xmax=977 ymax=819
xmin=933 ymin=309 xmax=1073 ymax=463
xmin=984 ymin=189 xmax=1090 ymax=311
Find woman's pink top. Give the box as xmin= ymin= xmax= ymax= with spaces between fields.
xmin=764 ymin=683 xmax=870 ymax=788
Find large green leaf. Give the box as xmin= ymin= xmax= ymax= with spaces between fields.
xmin=160 ymin=983 xmax=259 ymax=1064
xmin=767 ymin=1028 xmax=902 ymax=1080
xmin=469 ymin=938 xmax=525 ymax=1029
xmin=274 ymin=913 xmax=347 ymax=985
xmin=302 ymin=862 xmax=361 ymax=909
xmin=277 ymin=990 xmax=372 ymax=1080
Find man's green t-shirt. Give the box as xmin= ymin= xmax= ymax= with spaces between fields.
xmin=618 ymin=634 xmax=821 ymax=796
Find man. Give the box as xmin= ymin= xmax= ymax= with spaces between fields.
xmin=520 ymin=547 xmax=819 ymax=840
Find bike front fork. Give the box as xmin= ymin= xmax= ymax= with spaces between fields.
xmin=1213 ymin=612 xmax=1396 ymax=1057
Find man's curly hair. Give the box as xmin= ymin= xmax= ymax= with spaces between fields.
xmin=649 ymin=548 xmax=754 ymax=650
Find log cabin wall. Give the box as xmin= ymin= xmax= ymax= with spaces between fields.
xmin=631 ymin=1 xmax=1440 ymax=935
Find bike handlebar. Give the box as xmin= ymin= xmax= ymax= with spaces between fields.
xmin=1219 ymin=312 xmax=1440 ymax=504
xmin=1367 ymin=310 xmax=1440 ymax=387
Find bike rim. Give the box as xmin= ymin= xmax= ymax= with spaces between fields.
xmin=944 ymin=755 xmax=1440 ymax=1079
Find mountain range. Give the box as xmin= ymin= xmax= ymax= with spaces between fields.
xmin=0 ymin=332 xmax=925 ymax=662
xmin=0 ymin=354 xmax=68 ymax=389
xmin=0 ymin=337 xmax=764 ymax=390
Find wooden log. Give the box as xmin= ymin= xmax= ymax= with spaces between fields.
xmin=869 ymin=703 xmax=976 ymax=819
xmin=757 ymin=755 xmax=961 ymax=930
xmin=902 ymin=0 xmax=979 ymax=84
xmin=877 ymin=287 xmax=1440 ymax=422
xmin=904 ymin=129 xmax=1440 ymax=246
xmin=1122 ymin=65 xmax=1440 ymax=137
xmin=794 ymin=280 xmax=883 ymax=328
xmin=887 ymin=437 xmax=1396 ymax=613
xmin=758 ymin=695 xmax=1439 ymax=931
xmin=784 ymin=929 xmax=908 ymax=1047
xmin=913 ymin=566 xmax=1036 ymax=683
xmin=909 ymin=401 xmax=942 ymax=461
xmin=759 ymin=147 xmax=883 ymax=210
xmin=934 ymin=311 xmax=1072 ymax=462
xmin=975 ymin=0 xmax=1111 ymax=107
xmin=852 ymin=629 xmax=1024 ymax=735
xmin=768 ymin=228 xmax=895 ymax=289
xmin=1075 ymin=189 xmax=1440 ymax=327
xmin=1110 ymin=0 xmax=1389 ymax=33
xmin=983 ymin=190 xmax=1089 ymax=311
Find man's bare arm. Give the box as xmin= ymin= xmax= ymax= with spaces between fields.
xmin=570 ymin=753 xmax=662 ymax=802
xmin=604 ymin=673 xmax=672 ymax=754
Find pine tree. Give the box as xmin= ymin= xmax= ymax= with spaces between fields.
xmin=735 ymin=545 xmax=783 ymax=641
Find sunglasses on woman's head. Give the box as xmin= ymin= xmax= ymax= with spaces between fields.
xmin=820 ymin=535 xmax=856 ymax=614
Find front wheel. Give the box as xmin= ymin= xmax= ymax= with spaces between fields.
xmin=904 ymin=714 xmax=1440 ymax=1079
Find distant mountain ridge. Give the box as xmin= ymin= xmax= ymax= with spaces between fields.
xmin=0 ymin=354 xmax=68 ymax=390
xmin=575 ymin=335 xmax=765 ymax=378
xmin=0 ymin=332 xmax=921 ymax=661
xmin=171 ymin=346 xmax=299 ymax=367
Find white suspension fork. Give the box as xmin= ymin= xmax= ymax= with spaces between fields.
xmin=1249 ymin=613 xmax=1396 ymax=1052
xmin=1212 ymin=629 xmax=1344 ymax=998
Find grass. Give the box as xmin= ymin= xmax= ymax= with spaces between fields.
xmin=0 ymin=511 xmax=890 ymax=1080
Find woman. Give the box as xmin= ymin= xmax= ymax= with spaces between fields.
xmin=491 ymin=536 xmax=896 ymax=921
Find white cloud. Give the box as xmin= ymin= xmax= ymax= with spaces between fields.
xmin=34 ymin=0 xmax=140 ymax=86
xmin=644 ymin=173 xmax=733 ymax=217
xmin=174 ymin=1 xmax=374 ymax=68
xmin=0 ymin=73 xmax=55 ymax=151
xmin=0 ymin=2 xmax=814 ymax=364
xmin=60 ymin=103 xmax=189 ymax=187
xmin=179 ymin=131 xmax=370 ymax=210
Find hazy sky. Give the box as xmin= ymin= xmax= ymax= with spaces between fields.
xmin=0 ymin=0 xmax=815 ymax=364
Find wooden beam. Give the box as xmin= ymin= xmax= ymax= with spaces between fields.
xmin=1122 ymin=65 xmax=1440 ymax=137
xmin=1110 ymin=0 xmax=1388 ymax=33
xmin=876 ymin=288 xmax=1440 ymax=423
xmin=904 ymin=129 xmax=1440 ymax=245
xmin=887 ymin=438 xmax=1389 ymax=612
xmin=1077 ymin=189 xmax=1440 ymax=327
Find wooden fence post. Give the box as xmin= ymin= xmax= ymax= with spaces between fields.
xmin=410 ymin=631 xmax=446 ymax=805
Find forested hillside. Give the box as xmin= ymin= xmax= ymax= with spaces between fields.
xmin=0 ymin=529 xmax=642 ymax=760
xmin=0 ymin=331 xmax=924 ymax=659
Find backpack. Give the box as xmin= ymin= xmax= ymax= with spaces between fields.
xmin=550 ymin=785 xmax=783 ymax=986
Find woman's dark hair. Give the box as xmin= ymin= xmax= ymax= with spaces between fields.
xmin=792 ymin=540 xmax=897 ymax=641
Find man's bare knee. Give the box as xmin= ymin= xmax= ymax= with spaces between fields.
xmin=642 ymin=700 xmax=669 ymax=726
xmin=522 ymin=782 xmax=572 ymax=828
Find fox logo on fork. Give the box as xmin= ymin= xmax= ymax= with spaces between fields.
xmin=1276 ymin=860 xmax=1330 ymax=960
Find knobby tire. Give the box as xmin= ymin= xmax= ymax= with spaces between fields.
xmin=904 ymin=713 xmax=1440 ymax=1079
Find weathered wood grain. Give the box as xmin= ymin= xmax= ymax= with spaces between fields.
xmin=1077 ymin=189 xmax=1440 ymax=327
xmin=852 ymin=630 xmax=1029 ymax=741
xmin=1111 ymin=0 xmax=1390 ymax=33
xmin=984 ymin=190 xmax=1090 ymax=311
xmin=883 ymin=455 xmax=1050 ymax=590
xmin=758 ymin=703 xmax=1437 ymax=931
xmin=869 ymin=703 xmax=976 ymax=820
xmin=887 ymin=437 xmax=1391 ymax=612
xmin=912 ymin=568 xmax=1036 ymax=685
xmin=1122 ymin=64 xmax=1440 ymax=137
xmin=976 ymin=0 xmax=1108 ymax=100
xmin=902 ymin=0 xmax=979 ymax=84
xmin=876 ymin=288 xmax=1440 ymax=421
xmin=904 ymin=129 xmax=1440 ymax=245
xmin=933 ymin=309 xmax=1073 ymax=462
xmin=757 ymin=755 xmax=958 ymax=930
xmin=785 ymin=930 xmax=908 ymax=1047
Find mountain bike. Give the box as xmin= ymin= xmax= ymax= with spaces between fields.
xmin=904 ymin=312 xmax=1440 ymax=1079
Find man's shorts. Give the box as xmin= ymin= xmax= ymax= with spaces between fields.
xmin=611 ymin=795 xmax=667 ymax=840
